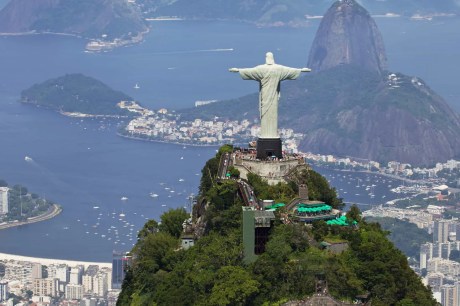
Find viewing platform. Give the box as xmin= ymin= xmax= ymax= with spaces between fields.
xmin=233 ymin=150 xmax=307 ymax=185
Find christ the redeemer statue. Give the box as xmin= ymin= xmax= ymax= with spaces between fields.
xmin=230 ymin=52 xmax=310 ymax=159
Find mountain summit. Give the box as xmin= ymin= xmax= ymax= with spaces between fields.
xmin=307 ymin=0 xmax=387 ymax=74
xmin=178 ymin=0 xmax=460 ymax=166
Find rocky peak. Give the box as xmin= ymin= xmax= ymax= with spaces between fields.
xmin=307 ymin=0 xmax=387 ymax=74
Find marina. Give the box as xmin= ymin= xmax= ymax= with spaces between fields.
xmin=311 ymin=166 xmax=438 ymax=211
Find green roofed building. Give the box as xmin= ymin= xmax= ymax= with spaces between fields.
xmin=293 ymin=201 xmax=337 ymax=224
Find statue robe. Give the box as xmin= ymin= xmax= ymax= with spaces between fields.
xmin=239 ymin=64 xmax=301 ymax=138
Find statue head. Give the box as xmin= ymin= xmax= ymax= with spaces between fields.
xmin=265 ymin=52 xmax=275 ymax=65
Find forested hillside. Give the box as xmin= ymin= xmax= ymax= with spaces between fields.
xmin=117 ymin=145 xmax=436 ymax=305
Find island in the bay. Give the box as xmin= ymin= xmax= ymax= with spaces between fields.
xmin=20 ymin=73 xmax=136 ymax=118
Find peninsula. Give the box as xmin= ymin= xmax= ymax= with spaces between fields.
xmin=0 ymin=180 xmax=61 ymax=230
xmin=0 ymin=0 xmax=149 ymax=51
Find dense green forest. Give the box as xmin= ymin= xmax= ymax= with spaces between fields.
xmin=117 ymin=145 xmax=435 ymax=305
xmin=21 ymin=74 xmax=135 ymax=116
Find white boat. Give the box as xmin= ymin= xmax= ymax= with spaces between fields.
xmin=150 ymin=193 xmax=159 ymax=198
xmin=134 ymin=83 xmax=140 ymax=89
xmin=179 ymin=178 xmax=185 ymax=182
xmin=121 ymin=196 xmax=128 ymax=201
xmin=25 ymin=156 xmax=32 ymax=162
xmin=119 ymin=213 xmax=125 ymax=217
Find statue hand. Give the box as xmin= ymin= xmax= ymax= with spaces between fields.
xmin=229 ymin=68 xmax=239 ymax=72
xmin=301 ymin=68 xmax=312 ymax=72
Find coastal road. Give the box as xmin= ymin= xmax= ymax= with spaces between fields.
xmin=0 ymin=204 xmax=62 ymax=230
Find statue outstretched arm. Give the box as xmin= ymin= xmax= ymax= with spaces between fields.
xmin=301 ymin=68 xmax=312 ymax=72
xmin=229 ymin=68 xmax=240 ymax=72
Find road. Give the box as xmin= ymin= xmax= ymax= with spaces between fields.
xmin=0 ymin=204 xmax=62 ymax=230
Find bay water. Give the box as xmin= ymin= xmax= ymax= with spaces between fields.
xmin=0 ymin=17 xmax=459 ymax=261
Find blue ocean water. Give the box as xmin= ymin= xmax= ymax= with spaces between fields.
xmin=0 ymin=17 xmax=459 ymax=261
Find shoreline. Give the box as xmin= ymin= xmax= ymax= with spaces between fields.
xmin=0 ymin=204 xmax=62 ymax=230
xmin=0 ymin=251 xmax=111 ymax=268
xmin=21 ymin=105 xmax=452 ymax=187
xmin=0 ymin=29 xmax=148 ymax=52
xmin=117 ymin=132 xmax=224 ymax=147
xmin=85 ymin=29 xmax=149 ymax=52
xmin=330 ymin=168 xmax=419 ymax=184
xmin=0 ymin=31 xmax=82 ymax=38
xmin=59 ymin=110 xmax=129 ymax=119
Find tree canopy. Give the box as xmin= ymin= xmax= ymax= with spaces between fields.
xmin=21 ymin=74 xmax=135 ymax=116
xmin=117 ymin=147 xmax=436 ymax=306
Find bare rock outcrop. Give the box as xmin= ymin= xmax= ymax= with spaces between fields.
xmin=307 ymin=0 xmax=387 ymax=74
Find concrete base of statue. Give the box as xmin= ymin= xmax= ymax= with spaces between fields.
xmin=257 ymin=138 xmax=282 ymax=160
xmin=233 ymin=151 xmax=308 ymax=186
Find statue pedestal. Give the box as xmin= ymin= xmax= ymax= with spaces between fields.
xmin=257 ymin=138 xmax=282 ymax=159
xmin=233 ymin=151 xmax=307 ymax=185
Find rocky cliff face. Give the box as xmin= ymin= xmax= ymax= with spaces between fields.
xmin=179 ymin=61 xmax=460 ymax=166
xmin=181 ymin=0 xmax=460 ymax=166
xmin=280 ymin=64 xmax=460 ymax=166
xmin=0 ymin=0 xmax=147 ymax=39
xmin=286 ymin=0 xmax=460 ymax=166
xmin=307 ymin=0 xmax=387 ymax=74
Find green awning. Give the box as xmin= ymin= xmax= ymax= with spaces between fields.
xmin=326 ymin=215 xmax=357 ymax=226
xmin=297 ymin=205 xmax=332 ymax=213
